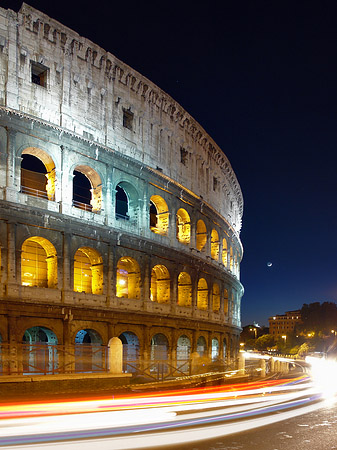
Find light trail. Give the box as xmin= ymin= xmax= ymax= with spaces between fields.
xmin=0 ymin=366 xmax=336 ymax=450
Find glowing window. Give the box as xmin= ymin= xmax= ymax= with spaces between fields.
xmin=230 ymin=247 xmax=234 ymax=272
xmin=21 ymin=148 xmax=56 ymax=201
xmin=177 ymin=272 xmax=192 ymax=307
xmin=197 ymin=278 xmax=208 ymax=310
xmin=211 ymin=229 xmax=219 ymax=260
xmin=74 ymin=247 xmax=103 ymax=294
xmin=176 ymin=208 xmax=191 ymax=244
xmin=151 ymin=265 xmax=170 ymax=303
xmin=21 ymin=237 xmax=57 ymax=288
xmin=222 ymin=237 xmax=228 ymax=266
xmin=116 ymin=257 xmax=140 ymax=299
xmin=196 ymin=220 xmax=207 ymax=251
xmin=149 ymin=195 xmax=169 ymax=235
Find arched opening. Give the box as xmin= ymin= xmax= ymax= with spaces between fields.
xmin=211 ymin=338 xmax=219 ymax=361
xmin=211 ymin=229 xmax=219 ymax=260
xmin=73 ymin=165 xmax=102 ymax=213
xmin=119 ymin=331 xmax=140 ymax=373
xmin=196 ymin=220 xmax=207 ymax=252
xmin=222 ymin=237 xmax=228 ymax=266
xmin=224 ymin=288 xmax=229 ymax=315
xmin=149 ymin=195 xmax=169 ymax=235
xmin=115 ymin=185 xmax=129 ymax=219
xmin=21 ymin=237 xmax=57 ymax=288
xmin=197 ymin=278 xmax=208 ymax=310
xmin=177 ymin=335 xmax=191 ymax=373
xmin=177 ymin=335 xmax=191 ymax=360
xmin=151 ymin=333 xmax=168 ymax=361
xmin=176 ymin=208 xmax=190 ymax=244
xmin=116 ymin=257 xmax=141 ymax=299
xmin=197 ymin=336 xmax=207 ymax=357
xmin=22 ymin=326 xmax=58 ymax=374
xmin=177 ymin=272 xmax=192 ymax=307
xmin=212 ymin=282 xmax=220 ymax=312
xmin=21 ymin=148 xmax=56 ymax=201
xmin=230 ymin=247 xmax=234 ymax=272
xmin=151 ymin=265 xmax=170 ymax=303
xmin=74 ymin=247 xmax=103 ymax=294
xmin=223 ymin=338 xmax=227 ymax=360
xmin=74 ymin=329 xmax=103 ymax=373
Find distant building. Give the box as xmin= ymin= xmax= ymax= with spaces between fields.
xmin=269 ymin=310 xmax=302 ymax=336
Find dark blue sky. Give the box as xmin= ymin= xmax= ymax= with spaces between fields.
xmin=5 ymin=0 xmax=337 ymax=326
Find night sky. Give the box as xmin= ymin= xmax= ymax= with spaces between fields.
xmin=4 ymin=0 xmax=337 ymax=326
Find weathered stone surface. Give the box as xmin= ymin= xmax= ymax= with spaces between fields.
xmin=0 ymin=4 xmax=244 ymax=372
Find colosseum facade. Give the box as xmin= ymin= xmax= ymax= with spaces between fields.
xmin=0 ymin=3 xmax=244 ymax=377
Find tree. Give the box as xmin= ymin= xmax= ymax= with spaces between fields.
xmin=255 ymin=334 xmax=275 ymax=351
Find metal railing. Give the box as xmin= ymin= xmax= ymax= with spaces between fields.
xmin=0 ymin=343 xmax=108 ymax=376
xmin=72 ymin=199 xmax=93 ymax=212
xmin=21 ymin=185 xmax=50 ymax=200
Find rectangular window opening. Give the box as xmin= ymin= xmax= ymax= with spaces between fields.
xmin=31 ymin=61 xmax=49 ymax=87
xmin=123 ymin=109 xmax=133 ymax=130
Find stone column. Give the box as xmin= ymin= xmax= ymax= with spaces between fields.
xmin=260 ymin=359 xmax=266 ymax=377
xmin=6 ymin=222 xmax=17 ymax=298
xmin=238 ymin=351 xmax=245 ymax=375
xmin=62 ymin=313 xmax=74 ymax=373
xmin=108 ymin=337 xmax=123 ymax=374
xmin=106 ymin=244 xmax=115 ymax=307
xmin=61 ymin=232 xmax=71 ymax=302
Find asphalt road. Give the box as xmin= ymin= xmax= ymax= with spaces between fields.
xmin=166 ymin=403 xmax=337 ymax=450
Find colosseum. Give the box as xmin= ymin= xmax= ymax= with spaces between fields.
xmin=0 ymin=3 xmax=244 ymax=378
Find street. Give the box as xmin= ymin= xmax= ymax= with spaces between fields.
xmin=167 ymin=402 xmax=337 ymax=450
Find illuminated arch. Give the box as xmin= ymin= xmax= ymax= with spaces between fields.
xmin=222 ymin=237 xmax=228 ymax=266
xmin=74 ymin=247 xmax=103 ymax=294
xmin=212 ymin=282 xmax=220 ymax=312
xmin=211 ymin=229 xmax=219 ymax=260
xmin=151 ymin=264 xmax=170 ymax=303
xmin=177 ymin=272 xmax=192 ymax=307
xmin=149 ymin=195 xmax=169 ymax=235
xmin=197 ymin=278 xmax=208 ymax=310
xmin=196 ymin=219 xmax=207 ymax=252
xmin=176 ymin=208 xmax=191 ymax=244
xmin=73 ymin=165 xmax=102 ymax=213
xmin=116 ymin=256 xmax=141 ymax=299
xmin=21 ymin=237 xmax=57 ymax=288
xmin=230 ymin=247 xmax=234 ymax=272
xmin=21 ymin=147 xmax=56 ymax=201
